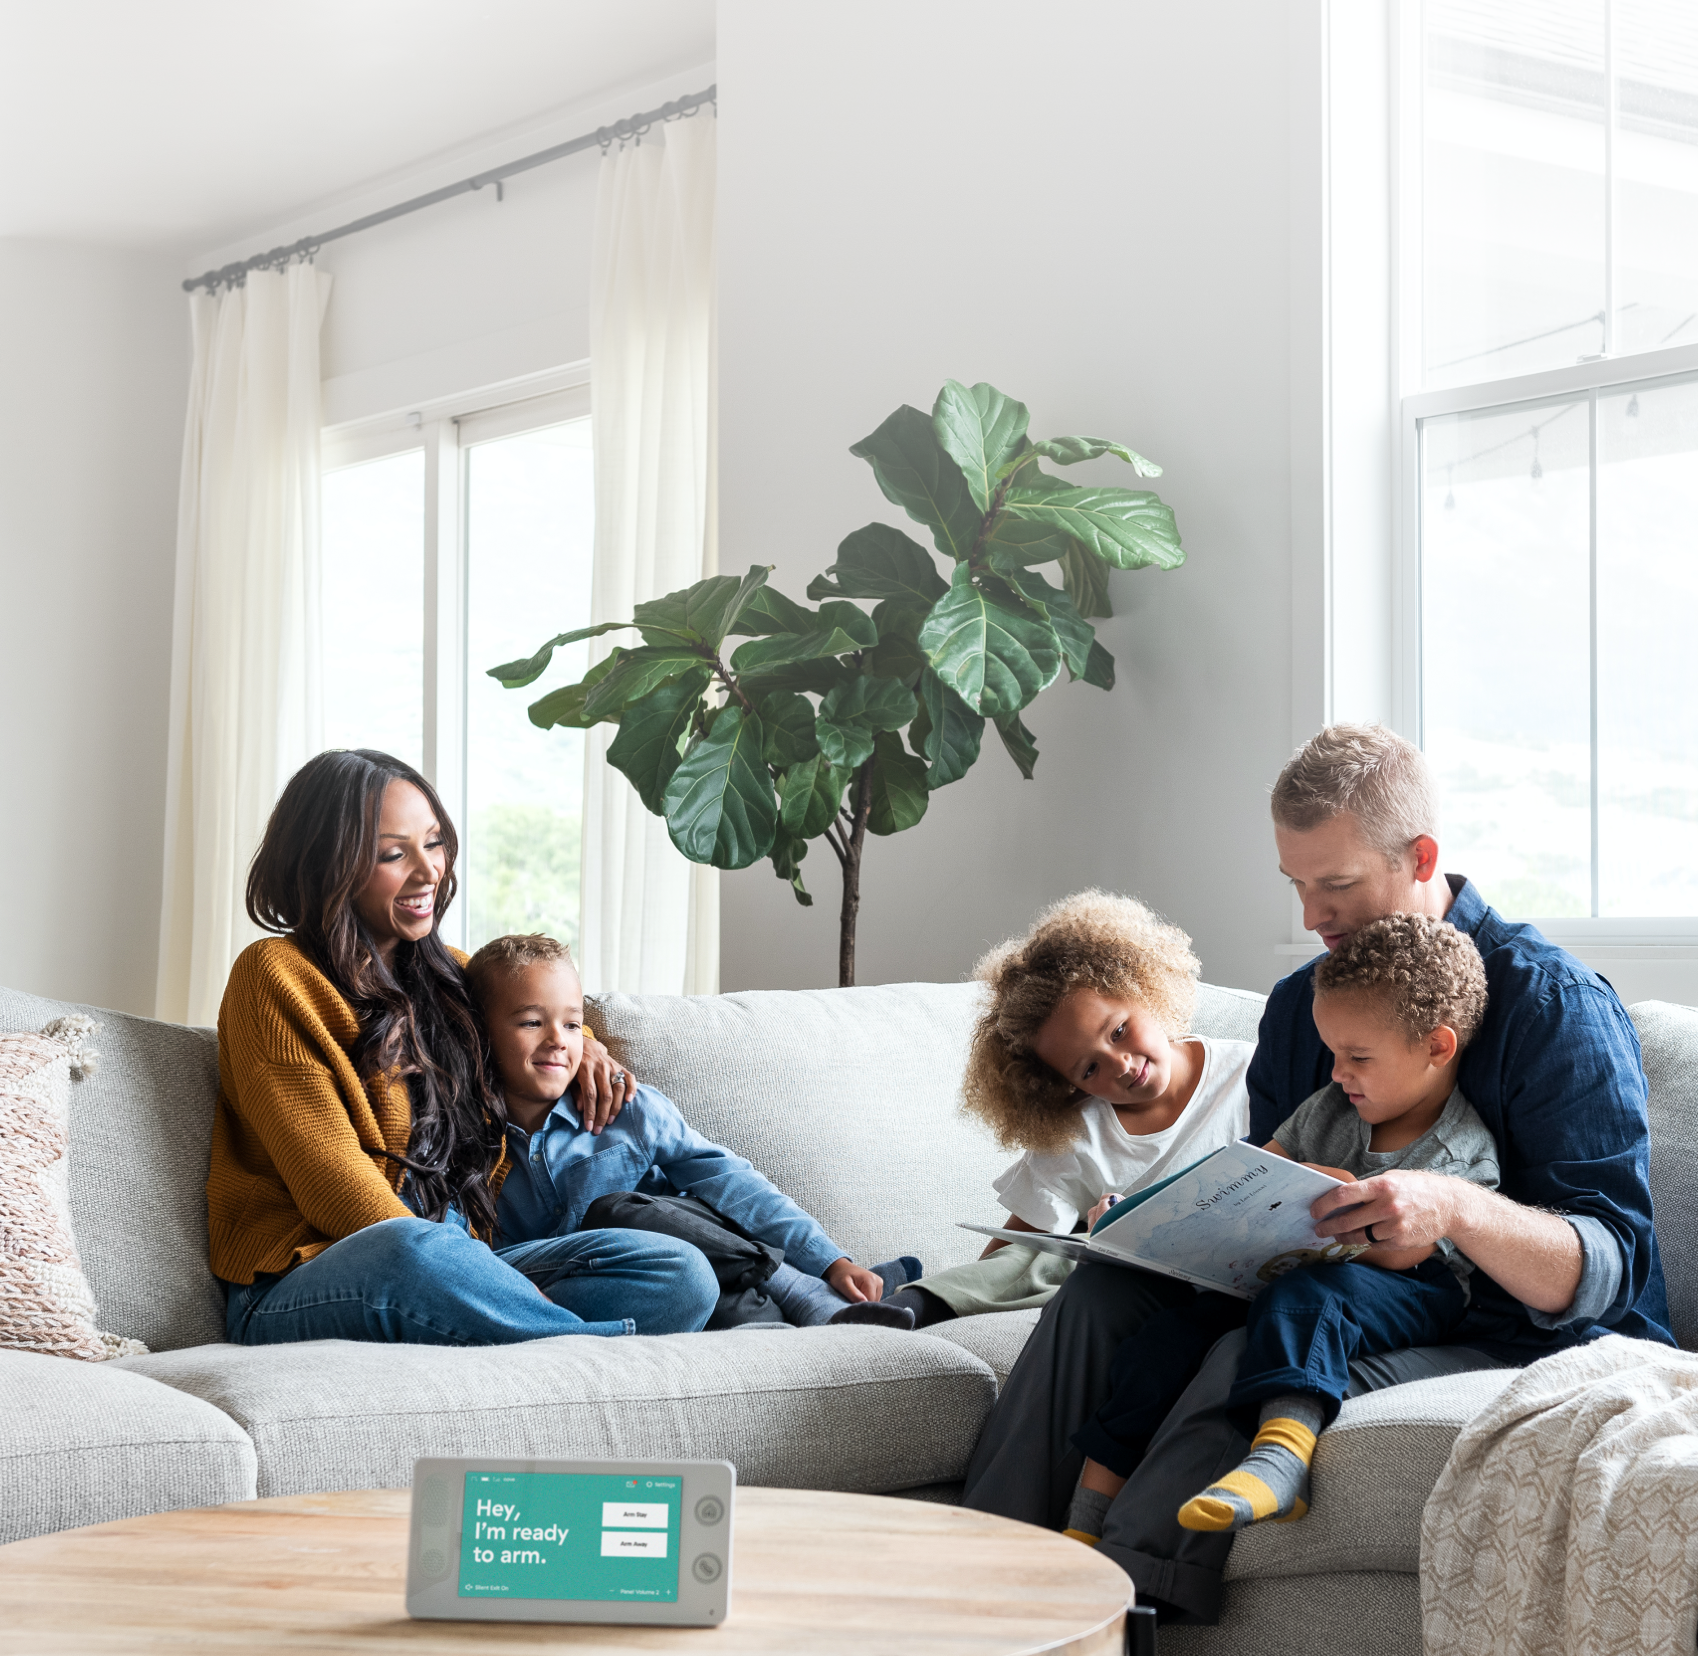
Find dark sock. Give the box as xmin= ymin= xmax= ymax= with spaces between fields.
xmin=870 ymin=1257 xmax=923 ymax=1297
xmin=828 ymin=1300 xmax=917 ymax=1329
xmin=887 ymin=1286 xmax=957 ymax=1328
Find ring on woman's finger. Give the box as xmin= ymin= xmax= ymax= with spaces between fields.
xmin=613 ymin=1069 xmax=626 ymax=1086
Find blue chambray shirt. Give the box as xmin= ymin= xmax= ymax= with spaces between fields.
xmin=493 ymin=1081 xmax=846 ymax=1278
xmin=1246 ymin=874 xmax=1672 ymax=1355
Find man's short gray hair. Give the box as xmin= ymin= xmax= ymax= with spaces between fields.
xmin=1270 ymin=724 xmax=1437 ymax=863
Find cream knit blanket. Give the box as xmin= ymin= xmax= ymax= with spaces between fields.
xmin=1422 ymin=1334 xmax=1698 ymax=1656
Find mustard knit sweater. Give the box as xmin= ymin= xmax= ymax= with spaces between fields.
xmin=207 ymin=935 xmax=493 ymax=1284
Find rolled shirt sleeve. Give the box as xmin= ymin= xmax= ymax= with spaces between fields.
xmin=1525 ymin=1214 xmax=1628 ymax=1331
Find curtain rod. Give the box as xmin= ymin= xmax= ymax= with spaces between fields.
xmin=182 ymin=83 xmax=717 ymax=294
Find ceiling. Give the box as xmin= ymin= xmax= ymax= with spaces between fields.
xmin=0 ymin=0 xmax=715 ymax=249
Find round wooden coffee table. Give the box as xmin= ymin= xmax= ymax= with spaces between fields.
xmin=0 ymin=1487 xmax=1132 ymax=1654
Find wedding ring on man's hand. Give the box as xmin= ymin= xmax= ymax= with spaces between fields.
xmin=1365 ymin=1222 xmax=1381 ymax=1244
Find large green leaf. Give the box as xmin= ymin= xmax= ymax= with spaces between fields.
xmin=526 ymin=652 xmax=624 ymax=729
xmin=758 ymin=691 xmax=819 ymax=768
xmin=730 ymin=585 xmax=817 ymax=637
xmin=734 ymin=656 xmax=855 ymax=698
xmin=866 ymin=600 xmax=929 ymax=684
xmin=729 ymin=624 xmax=865 ymax=676
xmin=605 ymin=668 xmax=713 ymax=813
xmin=913 ymin=665 xmax=985 ymax=788
xmin=770 ymin=832 xmax=811 ymax=906
xmin=632 ymin=565 xmax=772 ymax=648
xmin=994 ymin=565 xmax=1097 ymax=683
xmin=849 ymin=405 xmax=983 ymax=563
xmin=918 ymin=563 xmax=1062 ymax=717
xmin=1060 ymin=541 xmax=1113 ymax=619
xmin=815 ymin=675 xmax=919 ymax=771
xmin=867 ymin=731 xmax=929 ymax=836
xmin=1022 ymin=436 xmax=1162 ymax=476
xmin=778 ymin=753 xmax=849 ymax=839
xmin=1003 ymin=485 xmax=1183 ymax=570
xmin=995 ymin=712 xmax=1040 ymax=779
xmin=808 ymin=523 xmax=948 ymax=606
xmin=932 ymin=381 xmax=1030 ymax=514
xmin=582 ymin=645 xmax=711 ymax=721
xmin=980 ymin=509 xmax=1074 ymax=568
xmin=488 ymin=621 xmax=633 ymax=688
xmin=1082 ymin=639 xmax=1116 ymax=691
xmin=661 ymin=707 xmax=777 ymax=870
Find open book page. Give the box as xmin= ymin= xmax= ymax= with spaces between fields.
xmin=1086 ymin=1142 xmax=1366 ymax=1298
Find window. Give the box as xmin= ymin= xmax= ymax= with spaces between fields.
xmin=1402 ymin=0 xmax=1698 ymax=929
xmin=319 ymin=374 xmax=593 ymax=952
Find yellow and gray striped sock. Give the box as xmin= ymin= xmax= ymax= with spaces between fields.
xmin=1177 ymin=1395 xmax=1324 ymax=1532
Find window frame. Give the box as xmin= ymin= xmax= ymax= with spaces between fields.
xmin=1392 ymin=0 xmax=1698 ymax=954
xmin=321 ymin=364 xmax=592 ymax=952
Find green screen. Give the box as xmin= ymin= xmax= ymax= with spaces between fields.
xmin=457 ymin=1471 xmax=682 ymax=1602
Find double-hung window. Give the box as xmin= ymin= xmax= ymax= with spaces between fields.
xmin=1401 ymin=0 xmax=1698 ymax=932
xmin=320 ymin=374 xmax=594 ymax=953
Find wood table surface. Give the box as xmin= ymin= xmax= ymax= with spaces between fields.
xmin=0 ymin=1487 xmax=1132 ymax=1655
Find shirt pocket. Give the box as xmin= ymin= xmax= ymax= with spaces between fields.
xmin=559 ymin=1140 xmax=649 ymax=1231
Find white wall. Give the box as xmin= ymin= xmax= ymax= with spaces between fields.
xmin=715 ymin=0 xmax=1322 ymax=996
xmin=0 ymin=241 xmax=189 ymax=1013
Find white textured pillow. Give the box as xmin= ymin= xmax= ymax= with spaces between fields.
xmin=0 ymin=1017 xmax=146 ymax=1360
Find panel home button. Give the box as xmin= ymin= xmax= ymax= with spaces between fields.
xmin=693 ymin=1496 xmax=725 ymax=1525
xmin=691 ymin=1553 xmax=723 ymax=1583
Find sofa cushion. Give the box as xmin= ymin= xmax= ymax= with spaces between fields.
xmin=0 ymin=986 xmax=225 ymax=1354
xmin=1222 ymin=1368 xmax=1517 ymax=1581
xmin=1192 ymin=981 xmax=1268 ymax=1044
xmin=924 ymin=1309 xmax=1041 ymax=1388
xmin=1631 ymin=1000 xmax=1698 ymax=1350
xmin=116 ymin=1325 xmax=998 ymax=1498
xmin=0 ymin=1347 xmax=256 ymax=1543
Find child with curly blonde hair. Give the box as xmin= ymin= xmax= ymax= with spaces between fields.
xmin=889 ymin=891 xmax=1254 ymax=1328
xmin=1062 ymin=912 xmax=1500 ymax=1548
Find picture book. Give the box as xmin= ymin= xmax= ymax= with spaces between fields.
xmin=959 ymin=1142 xmax=1368 ymax=1299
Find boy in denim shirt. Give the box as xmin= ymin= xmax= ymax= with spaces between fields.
xmin=466 ymin=933 xmax=918 ymax=1330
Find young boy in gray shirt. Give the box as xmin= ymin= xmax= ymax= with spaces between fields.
xmin=1064 ymin=913 xmax=1498 ymax=1546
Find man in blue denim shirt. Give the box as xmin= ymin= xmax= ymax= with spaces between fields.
xmin=964 ymin=725 xmax=1671 ymax=1623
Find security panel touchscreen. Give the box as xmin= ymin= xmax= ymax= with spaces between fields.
xmin=406 ymin=1458 xmax=734 ymax=1627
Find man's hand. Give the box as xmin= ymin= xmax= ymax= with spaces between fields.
xmin=576 ymin=1038 xmax=634 ymax=1135
xmin=825 ymin=1258 xmax=885 ymax=1303
xmin=1310 ymin=1168 xmax=1461 ymax=1251
xmin=1311 ymin=1171 xmax=1585 ymax=1313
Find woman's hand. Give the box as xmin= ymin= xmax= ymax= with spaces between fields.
xmin=826 ymin=1258 xmax=886 ymax=1303
xmin=576 ymin=1037 xmax=634 ymax=1135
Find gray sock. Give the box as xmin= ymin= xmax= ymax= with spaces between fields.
xmin=828 ymin=1300 xmax=917 ymax=1329
xmin=1064 ymin=1478 xmax=1113 ymax=1542
xmin=1178 ymin=1391 xmax=1325 ymax=1532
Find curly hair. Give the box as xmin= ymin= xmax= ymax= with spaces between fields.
xmin=962 ymin=891 xmax=1201 ymax=1154
xmin=464 ymin=934 xmax=578 ymax=1008
xmin=1313 ymin=913 xmax=1487 ymax=1047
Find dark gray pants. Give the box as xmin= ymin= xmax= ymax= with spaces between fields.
xmin=960 ymin=1261 xmax=1508 ymax=1624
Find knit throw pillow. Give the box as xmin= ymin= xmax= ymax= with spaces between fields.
xmin=0 ymin=1017 xmax=146 ymax=1360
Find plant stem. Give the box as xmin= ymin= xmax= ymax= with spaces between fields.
xmin=837 ymin=760 xmax=873 ymax=988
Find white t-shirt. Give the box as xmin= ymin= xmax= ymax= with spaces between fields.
xmin=991 ymin=1036 xmax=1255 ymax=1232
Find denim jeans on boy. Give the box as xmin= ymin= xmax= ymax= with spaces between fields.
xmin=223 ymin=1214 xmax=720 ymax=1346
xmin=1072 ymin=1257 xmax=1466 ymax=1474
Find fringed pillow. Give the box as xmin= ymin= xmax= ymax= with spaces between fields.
xmin=0 ymin=1016 xmax=146 ymax=1359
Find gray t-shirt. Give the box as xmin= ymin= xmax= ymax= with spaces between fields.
xmin=1272 ymin=1082 xmax=1500 ymax=1282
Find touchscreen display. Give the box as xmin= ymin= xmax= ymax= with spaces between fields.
xmin=457 ymin=1471 xmax=682 ymax=1603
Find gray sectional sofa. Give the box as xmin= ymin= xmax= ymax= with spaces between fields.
xmin=3 ymin=974 xmax=1694 ymax=1656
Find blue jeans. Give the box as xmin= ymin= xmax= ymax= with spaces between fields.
xmin=223 ymin=1216 xmax=720 ymax=1346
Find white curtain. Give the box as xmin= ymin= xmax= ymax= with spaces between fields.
xmin=582 ymin=114 xmax=720 ymax=996
xmin=155 ymin=263 xmax=329 ymax=1026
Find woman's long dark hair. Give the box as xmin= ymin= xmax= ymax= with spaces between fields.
xmin=246 ymin=748 xmax=506 ymax=1236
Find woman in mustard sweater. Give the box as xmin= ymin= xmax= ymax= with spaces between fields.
xmin=213 ymin=748 xmax=720 ymax=1345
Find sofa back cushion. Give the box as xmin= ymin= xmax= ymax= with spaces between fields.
xmin=0 ymin=986 xmax=226 ymax=1353
xmin=588 ymin=979 xmax=1267 ymax=1275
xmin=1631 ymin=1000 xmax=1698 ymax=1349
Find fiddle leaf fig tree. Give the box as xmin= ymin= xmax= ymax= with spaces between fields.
xmin=491 ymin=380 xmax=1185 ymax=986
